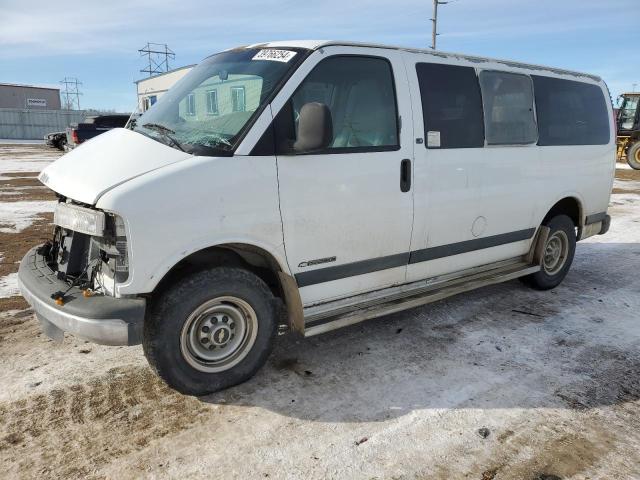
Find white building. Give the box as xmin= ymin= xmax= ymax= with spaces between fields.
xmin=135 ymin=65 xmax=194 ymax=112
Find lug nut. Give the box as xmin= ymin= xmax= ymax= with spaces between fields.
xmin=202 ymin=325 xmax=210 ymax=333
xmin=222 ymin=316 xmax=228 ymax=323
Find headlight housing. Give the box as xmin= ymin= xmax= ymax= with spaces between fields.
xmin=88 ymin=213 xmax=130 ymax=294
xmin=112 ymin=215 xmax=129 ymax=277
xmin=54 ymin=203 xmax=105 ymax=236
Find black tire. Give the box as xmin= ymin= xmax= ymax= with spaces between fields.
xmin=628 ymin=142 xmax=640 ymax=170
xmin=520 ymin=214 xmax=576 ymax=290
xmin=143 ymin=267 xmax=279 ymax=396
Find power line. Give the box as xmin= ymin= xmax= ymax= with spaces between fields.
xmin=59 ymin=77 xmax=83 ymax=110
xmin=138 ymin=42 xmax=175 ymax=77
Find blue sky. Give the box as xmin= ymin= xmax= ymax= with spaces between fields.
xmin=0 ymin=0 xmax=637 ymax=112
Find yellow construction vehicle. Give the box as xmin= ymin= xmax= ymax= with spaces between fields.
xmin=617 ymin=92 xmax=640 ymax=169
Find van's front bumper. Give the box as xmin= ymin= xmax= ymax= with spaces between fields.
xmin=18 ymin=246 xmax=145 ymax=346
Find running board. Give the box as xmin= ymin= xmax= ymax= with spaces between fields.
xmin=303 ymin=261 xmax=540 ymax=337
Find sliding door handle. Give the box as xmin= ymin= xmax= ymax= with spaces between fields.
xmin=400 ymin=159 xmax=411 ymax=192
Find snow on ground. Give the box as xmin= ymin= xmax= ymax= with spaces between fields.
xmin=614 ymin=177 xmax=640 ymax=191
xmin=0 ymin=186 xmax=43 ymax=196
xmin=616 ymin=162 xmax=635 ymax=170
xmin=0 ymin=200 xmax=56 ymax=233
xmin=0 ymin=145 xmax=59 ymax=231
xmin=0 ymin=272 xmax=19 ymax=298
xmin=0 ymin=145 xmax=59 ymax=180
xmin=609 ymin=192 xmax=639 ymax=208
xmin=584 ymin=192 xmax=639 ymax=244
xmin=0 ymin=159 xmax=55 ymax=180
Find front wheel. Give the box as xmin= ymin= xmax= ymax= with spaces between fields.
xmin=627 ymin=142 xmax=640 ymax=170
xmin=143 ymin=267 xmax=279 ymax=396
xmin=520 ymin=214 xmax=576 ymax=290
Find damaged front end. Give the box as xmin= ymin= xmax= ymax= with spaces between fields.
xmin=18 ymin=198 xmax=145 ymax=346
xmin=42 ymin=200 xmax=129 ymax=302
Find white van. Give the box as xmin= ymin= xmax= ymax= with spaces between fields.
xmin=19 ymin=41 xmax=614 ymax=395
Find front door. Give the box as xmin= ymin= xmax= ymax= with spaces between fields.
xmin=274 ymin=48 xmax=415 ymax=305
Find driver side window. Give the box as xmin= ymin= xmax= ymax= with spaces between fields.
xmin=276 ymin=56 xmax=399 ymax=153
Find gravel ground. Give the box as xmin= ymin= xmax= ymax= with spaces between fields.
xmin=0 ymin=145 xmax=639 ymax=479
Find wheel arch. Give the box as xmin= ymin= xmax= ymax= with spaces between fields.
xmin=148 ymin=242 xmax=304 ymax=333
xmin=541 ymin=195 xmax=583 ymax=229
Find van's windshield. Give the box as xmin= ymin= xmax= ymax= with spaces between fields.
xmin=132 ymin=48 xmax=307 ymax=155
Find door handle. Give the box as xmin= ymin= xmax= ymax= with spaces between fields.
xmin=400 ymin=159 xmax=411 ymax=192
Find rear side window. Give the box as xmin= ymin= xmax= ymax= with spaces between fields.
xmin=479 ymin=71 xmax=537 ymax=145
xmin=532 ymin=76 xmax=609 ymax=146
xmin=415 ymin=63 xmax=484 ymax=148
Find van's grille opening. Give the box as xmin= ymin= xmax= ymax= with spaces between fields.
xmin=45 ymin=201 xmax=129 ymax=295
xmin=55 ymin=230 xmax=91 ymax=279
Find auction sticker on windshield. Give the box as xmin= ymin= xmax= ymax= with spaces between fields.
xmin=252 ymin=49 xmax=297 ymax=62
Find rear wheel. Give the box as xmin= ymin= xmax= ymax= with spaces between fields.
xmin=627 ymin=142 xmax=640 ymax=170
xmin=143 ymin=267 xmax=279 ymax=396
xmin=520 ymin=214 xmax=576 ymax=290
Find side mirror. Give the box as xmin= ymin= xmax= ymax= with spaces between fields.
xmin=293 ymin=102 xmax=333 ymax=153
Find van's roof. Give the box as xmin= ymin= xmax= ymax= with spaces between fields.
xmin=244 ymin=40 xmax=601 ymax=82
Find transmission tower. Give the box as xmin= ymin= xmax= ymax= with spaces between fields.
xmin=60 ymin=77 xmax=83 ymax=110
xmin=139 ymin=43 xmax=175 ymax=77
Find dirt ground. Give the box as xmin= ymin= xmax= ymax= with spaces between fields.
xmin=0 ymin=145 xmax=639 ymax=479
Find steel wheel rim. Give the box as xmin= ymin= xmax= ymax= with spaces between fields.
xmin=543 ymin=230 xmax=569 ymax=275
xmin=180 ymin=296 xmax=258 ymax=373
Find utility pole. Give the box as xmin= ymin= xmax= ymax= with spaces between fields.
xmin=431 ymin=0 xmax=448 ymax=50
xmin=633 ymin=83 xmax=638 ymax=93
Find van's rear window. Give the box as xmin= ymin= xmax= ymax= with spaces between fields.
xmin=532 ymin=76 xmax=609 ymax=146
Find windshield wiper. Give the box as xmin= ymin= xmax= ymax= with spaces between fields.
xmin=142 ymin=123 xmax=186 ymax=152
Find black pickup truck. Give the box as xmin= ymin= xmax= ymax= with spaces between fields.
xmin=65 ymin=114 xmax=131 ymax=150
